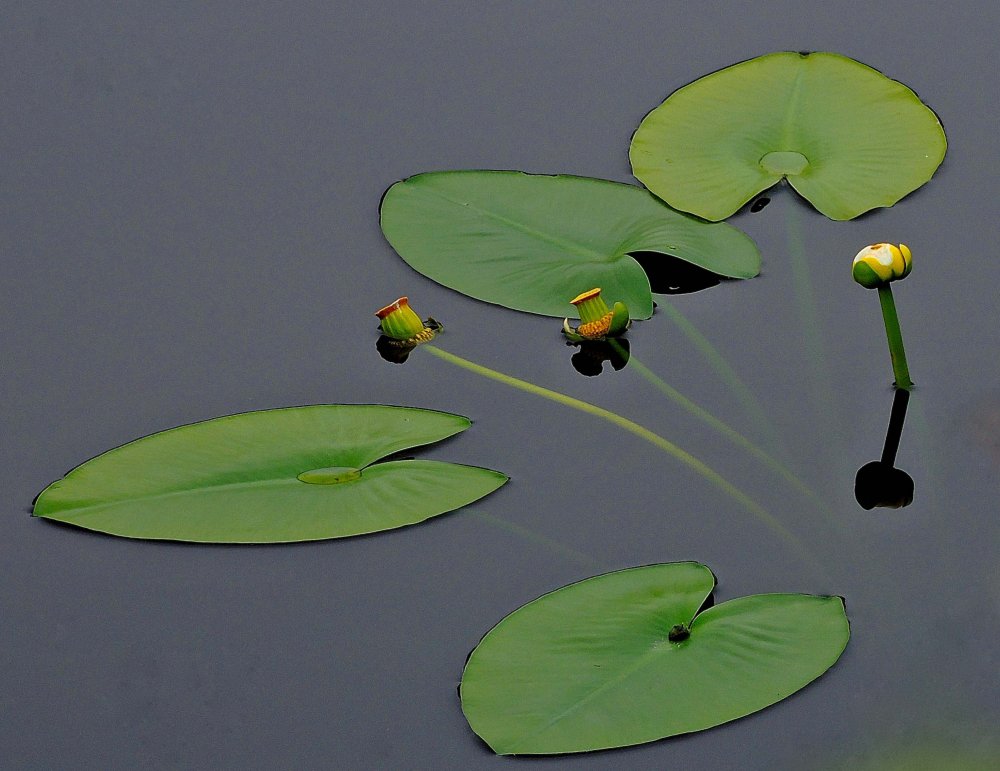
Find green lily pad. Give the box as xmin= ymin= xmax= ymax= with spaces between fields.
xmin=33 ymin=405 xmax=507 ymax=542
xmin=461 ymin=562 xmax=849 ymax=754
xmin=380 ymin=171 xmax=760 ymax=319
xmin=630 ymin=51 xmax=947 ymax=221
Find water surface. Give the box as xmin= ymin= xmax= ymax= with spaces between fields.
xmin=2 ymin=3 xmax=997 ymax=768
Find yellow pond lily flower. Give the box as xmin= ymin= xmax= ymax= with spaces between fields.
xmin=562 ymin=288 xmax=630 ymax=343
xmin=852 ymin=243 xmax=913 ymax=289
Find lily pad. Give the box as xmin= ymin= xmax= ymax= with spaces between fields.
xmin=380 ymin=171 xmax=760 ymax=319
xmin=33 ymin=405 xmax=507 ymax=542
xmin=460 ymin=562 xmax=849 ymax=755
xmin=629 ymin=51 xmax=947 ymax=221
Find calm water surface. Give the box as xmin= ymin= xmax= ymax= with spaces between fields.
xmin=2 ymin=3 xmax=997 ymax=768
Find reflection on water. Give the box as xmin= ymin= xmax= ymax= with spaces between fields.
xmin=629 ymin=251 xmax=721 ymax=294
xmin=567 ymin=338 xmax=630 ymax=377
xmin=375 ymin=319 xmax=443 ymax=364
xmin=375 ymin=333 xmax=415 ymax=364
xmin=855 ymin=388 xmax=913 ymax=509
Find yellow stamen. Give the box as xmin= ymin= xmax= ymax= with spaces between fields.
xmin=577 ymin=312 xmax=613 ymax=339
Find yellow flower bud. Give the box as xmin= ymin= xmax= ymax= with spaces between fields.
xmin=852 ymin=243 xmax=912 ymax=288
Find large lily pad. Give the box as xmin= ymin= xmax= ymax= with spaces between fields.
xmin=461 ymin=562 xmax=849 ymax=754
xmin=380 ymin=171 xmax=760 ymax=319
xmin=33 ymin=405 xmax=507 ymax=542
xmin=630 ymin=51 xmax=947 ymax=221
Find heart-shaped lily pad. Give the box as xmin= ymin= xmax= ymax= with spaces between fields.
xmin=33 ymin=405 xmax=507 ymax=542
xmin=380 ymin=171 xmax=760 ymax=319
xmin=629 ymin=51 xmax=947 ymax=221
xmin=460 ymin=562 xmax=849 ymax=754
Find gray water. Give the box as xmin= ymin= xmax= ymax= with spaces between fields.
xmin=3 ymin=3 xmax=998 ymax=768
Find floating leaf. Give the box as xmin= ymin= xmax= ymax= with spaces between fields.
xmin=33 ymin=405 xmax=507 ymax=542
xmin=630 ymin=51 xmax=947 ymax=221
xmin=380 ymin=171 xmax=760 ymax=319
xmin=461 ymin=562 xmax=849 ymax=754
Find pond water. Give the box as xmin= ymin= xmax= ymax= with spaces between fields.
xmin=3 ymin=4 xmax=998 ymax=769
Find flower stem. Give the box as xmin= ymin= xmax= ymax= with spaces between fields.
xmin=656 ymin=299 xmax=782 ymax=455
xmin=608 ymin=340 xmax=835 ymax=525
xmin=470 ymin=511 xmax=599 ymax=568
xmin=422 ymin=343 xmax=820 ymax=572
xmin=877 ymin=285 xmax=912 ymax=390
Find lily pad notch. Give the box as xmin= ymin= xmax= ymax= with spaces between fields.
xmin=460 ymin=561 xmax=849 ymax=755
xmin=33 ymin=404 xmax=508 ymax=542
xmin=630 ymin=51 xmax=947 ymax=221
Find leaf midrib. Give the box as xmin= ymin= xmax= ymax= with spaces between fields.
xmin=39 ymin=475 xmax=326 ymax=518
xmin=508 ymin=644 xmax=669 ymax=750
xmin=778 ymin=57 xmax=808 ymax=158
xmin=506 ymin=600 xmax=711 ymax=750
xmin=415 ymin=180 xmax=626 ymax=263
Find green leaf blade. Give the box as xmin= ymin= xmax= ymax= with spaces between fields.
xmin=34 ymin=406 xmax=507 ymax=542
xmin=630 ymin=52 xmax=946 ymax=221
xmin=678 ymin=593 xmax=850 ymax=728
xmin=461 ymin=563 xmax=849 ymax=755
xmin=380 ymin=171 xmax=760 ymax=319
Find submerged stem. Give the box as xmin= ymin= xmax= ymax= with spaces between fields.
xmin=471 ymin=511 xmax=598 ymax=568
xmin=610 ymin=340 xmax=831 ymax=521
xmin=656 ymin=300 xmax=782 ymax=454
xmin=422 ymin=343 xmax=820 ymax=572
xmin=787 ymin=205 xmax=840 ymax=429
xmin=877 ymin=285 xmax=912 ymax=390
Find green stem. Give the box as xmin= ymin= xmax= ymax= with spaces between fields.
xmin=656 ymin=299 xmax=783 ymax=454
xmin=611 ymin=341 xmax=831 ymax=521
xmin=470 ymin=511 xmax=599 ymax=568
xmin=423 ymin=343 xmax=820 ymax=572
xmin=787 ymin=204 xmax=840 ymax=425
xmin=877 ymin=285 xmax=912 ymax=390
